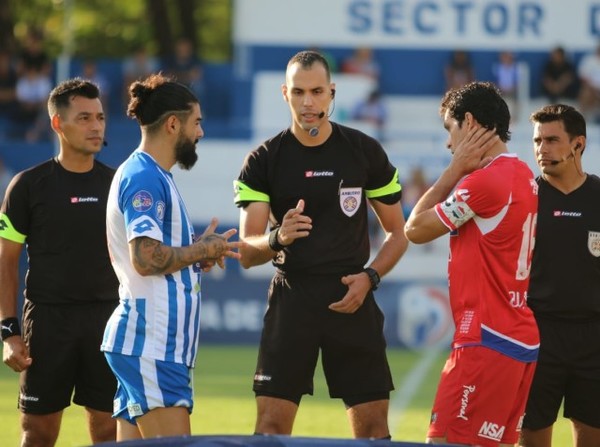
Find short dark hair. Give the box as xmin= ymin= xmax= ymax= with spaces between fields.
xmin=47 ymin=78 xmax=100 ymax=117
xmin=440 ymin=81 xmax=511 ymax=142
xmin=127 ymin=73 xmax=198 ymax=132
xmin=287 ymin=50 xmax=331 ymax=81
xmin=530 ymin=104 xmax=586 ymax=141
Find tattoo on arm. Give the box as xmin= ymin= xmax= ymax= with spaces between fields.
xmin=132 ymin=234 xmax=228 ymax=275
xmin=134 ymin=237 xmax=178 ymax=275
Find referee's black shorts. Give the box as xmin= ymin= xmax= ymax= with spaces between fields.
xmin=523 ymin=315 xmax=600 ymax=429
xmin=253 ymin=271 xmax=394 ymax=405
xmin=19 ymin=299 xmax=118 ymax=414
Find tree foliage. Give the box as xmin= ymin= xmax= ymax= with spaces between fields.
xmin=2 ymin=0 xmax=232 ymax=61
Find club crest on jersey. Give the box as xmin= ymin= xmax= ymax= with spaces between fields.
xmin=339 ymin=187 xmax=361 ymax=217
xmin=155 ymin=201 xmax=165 ymax=222
xmin=588 ymin=231 xmax=600 ymax=257
xmin=132 ymin=190 xmax=153 ymax=212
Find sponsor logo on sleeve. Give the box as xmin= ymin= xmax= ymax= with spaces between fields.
xmin=133 ymin=219 xmax=155 ymax=234
xmin=132 ymin=190 xmax=153 ymax=212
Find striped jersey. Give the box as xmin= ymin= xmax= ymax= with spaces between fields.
xmin=434 ymin=154 xmax=540 ymax=362
xmin=101 ymin=150 xmax=201 ymax=367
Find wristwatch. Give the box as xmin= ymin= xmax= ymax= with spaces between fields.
xmin=363 ymin=267 xmax=380 ymax=291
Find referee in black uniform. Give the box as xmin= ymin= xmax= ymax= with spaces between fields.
xmin=520 ymin=104 xmax=600 ymax=447
xmin=0 ymin=78 xmax=119 ymax=446
xmin=234 ymin=50 xmax=408 ymax=439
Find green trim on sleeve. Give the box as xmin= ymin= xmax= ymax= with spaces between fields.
xmin=0 ymin=213 xmax=26 ymax=243
xmin=233 ymin=180 xmax=270 ymax=204
xmin=365 ymin=169 xmax=402 ymax=199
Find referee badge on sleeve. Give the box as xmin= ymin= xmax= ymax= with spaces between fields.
xmin=588 ymin=231 xmax=600 ymax=257
xmin=339 ymin=187 xmax=362 ymax=217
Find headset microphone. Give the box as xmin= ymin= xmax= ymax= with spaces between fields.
xmin=308 ymin=111 xmax=327 ymax=137
xmin=549 ymin=152 xmax=574 ymax=165
xmin=103 ymin=140 xmax=108 ymax=147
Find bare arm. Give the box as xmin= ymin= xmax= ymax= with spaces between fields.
xmin=129 ymin=218 xmax=242 ymax=276
xmin=329 ymin=199 xmax=408 ymax=313
xmin=0 ymin=237 xmax=32 ymax=372
xmin=238 ymin=201 xmax=275 ymax=268
xmin=238 ymin=199 xmax=312 ymax=269
xmin=0 ymin=238 xmax=22 ymax=320
xmin=405 ymin=126 xmax=498 ymax=244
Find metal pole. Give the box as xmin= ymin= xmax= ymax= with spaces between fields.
xmin=54 ymin=0 xmax=74 ymax=154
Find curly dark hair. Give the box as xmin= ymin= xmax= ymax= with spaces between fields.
xmin=440 ymin=81 xmax=511 ymax=142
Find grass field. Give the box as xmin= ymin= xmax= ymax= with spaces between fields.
xmin=0 ymin=345 xmax=572 ymax=446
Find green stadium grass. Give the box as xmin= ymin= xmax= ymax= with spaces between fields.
xmin=0 ymin=345 xmax=572 ymax=446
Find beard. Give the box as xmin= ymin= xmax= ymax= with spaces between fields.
xmin=175 ymin=133 xmax=198 ymax=170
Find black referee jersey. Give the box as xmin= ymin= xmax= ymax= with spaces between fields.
xmin=0 ymin=158 xmax=119 ymax=304
xmin=528 ymin=174 xmax=600 ymax=318
xmin=235 ymin=122 xmax=402 ymax=275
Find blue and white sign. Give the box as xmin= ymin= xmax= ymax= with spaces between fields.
xmin=234 ymin=0 xmax=600 ymax=50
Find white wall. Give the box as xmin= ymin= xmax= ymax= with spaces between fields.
xmin=234 ymin=0 xmax=600 ymax=51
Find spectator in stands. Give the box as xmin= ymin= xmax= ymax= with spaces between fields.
xmin=541 ymin=46 xmax=578 ymax=103
xmin=13 ymin=28 xmax=52 ymax=141
xmin=164 ymin=37 xmax=205 ymax=102
xmin=14 ymin=63 xmax=52 ymax=141
xmin=16 ymin=28 xmax=51 ymax=79
xmin=577 ymin=43 xmax=600 ymax=120
xmin=444 ymin=50 xmax=475 ymax=90
xmin=350 ymin=89 xmax=387 ymax=141
xmin=122 ymin=46 xmax=158 ymax=106
xmin=401 ymin=166 xmax=430 ymax=219
xmin=79 ymin=59 xmax=111 ymax=112
xmin=0 ymin=157 xmax=14 ymax=204
xmin=492 ymin=50 xmax=520 ymax=120
xmin=341 ymin=47 xmax=380 ymax=82
xmin=0 ymin=50 xmax=17 ymax=135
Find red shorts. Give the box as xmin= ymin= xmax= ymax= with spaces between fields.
xmin=427 ymin=346 xmax=536 ymax=447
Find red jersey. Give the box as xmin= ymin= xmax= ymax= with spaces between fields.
xmin=435 ymin=154 xmax=539 ymax=362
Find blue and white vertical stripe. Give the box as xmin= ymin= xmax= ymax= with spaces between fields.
xmin=102 ymin=150 xmax=201 ymax=367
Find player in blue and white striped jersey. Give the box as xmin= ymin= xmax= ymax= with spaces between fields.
xmin=102 ymin=74 xmax=243 ymax=441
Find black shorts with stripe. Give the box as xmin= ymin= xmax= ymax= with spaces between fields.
xmin=253 ymin=271 xmax=394 ymax=405
xmin=19 ymin=299 xmax=118 ymax=414
xmin=523 ymin=315 xmax=600 ymax=429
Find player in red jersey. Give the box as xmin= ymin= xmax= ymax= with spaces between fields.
xmin=405 ymin=81 xmax=539 ymax=447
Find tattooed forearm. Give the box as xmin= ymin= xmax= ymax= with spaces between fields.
xmin=133 ymin=237 xmax=178 ymax=275
xmin=130 ymin=234 xmax=230 ymax=276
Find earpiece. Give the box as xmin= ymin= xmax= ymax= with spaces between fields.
xmin=331 ymin=89 xmax=336 ymax=99
xmin=574 ymin=143 xmax=581 ymax=150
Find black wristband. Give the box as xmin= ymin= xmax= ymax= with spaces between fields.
xmin=1 ymin=317 xmax=21 ymax=341
xmin=268 ymin=228 xmax=285 ymax=252
xmin=364 ymin=267 xmax=381 ymax=291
